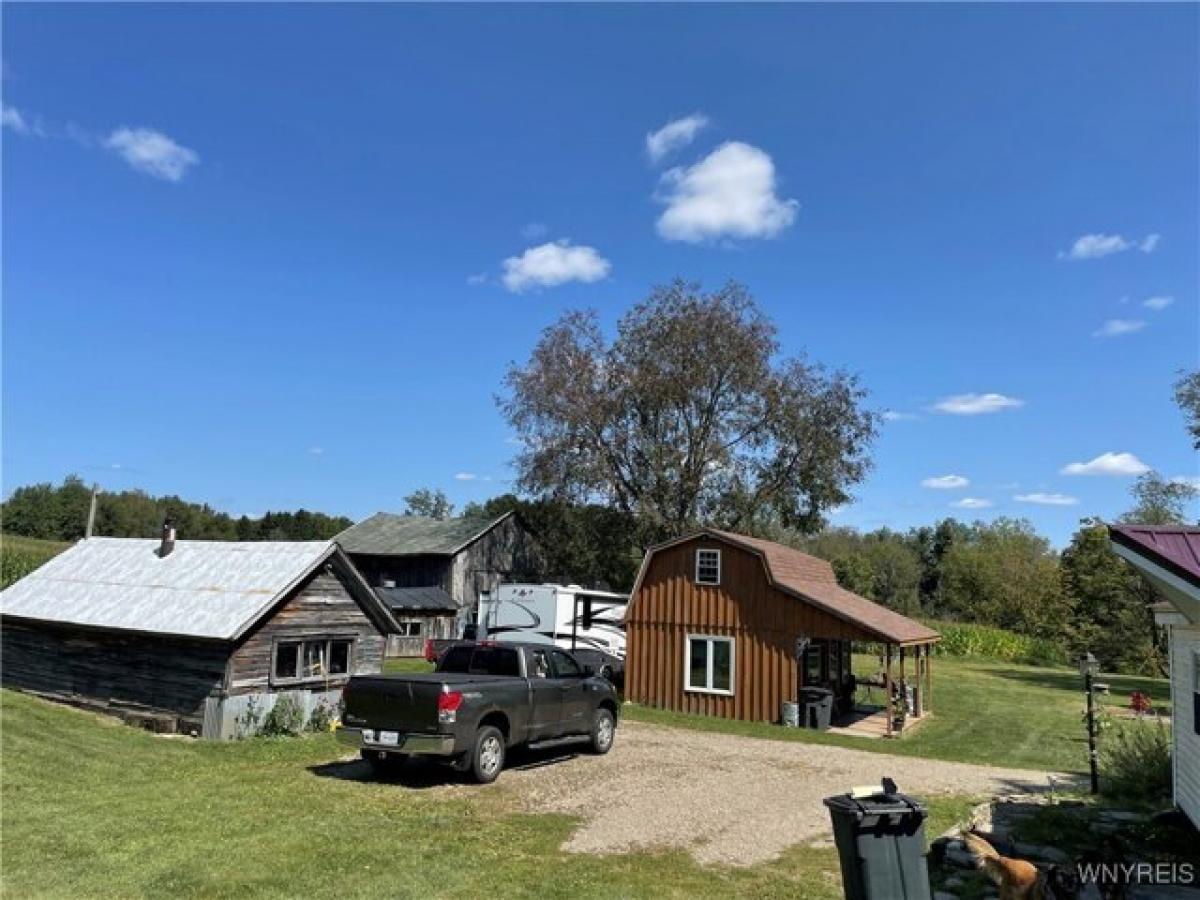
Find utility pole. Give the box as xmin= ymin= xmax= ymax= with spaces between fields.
xmin=85 ymin=484 xmax=99 ymax=539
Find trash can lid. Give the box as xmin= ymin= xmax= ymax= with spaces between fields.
xmin=822 ymin=790 xmax=928 ymax=820
xmin=801 ymin=686 xmax=833 ymax=697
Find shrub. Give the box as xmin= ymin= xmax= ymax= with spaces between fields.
xmin=260 ymin=694 xmax=305 ymax=737
xmin=1101 ymin=718 xmax=1172 ymax=802
xmin=307 ymin=700 xmax=335 ymax=733
xmin=922 ymin=619 xmax=1069 ymax=666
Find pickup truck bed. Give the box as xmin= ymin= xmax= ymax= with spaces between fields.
xmin=338 ymin=642 xmax=620 ymax=783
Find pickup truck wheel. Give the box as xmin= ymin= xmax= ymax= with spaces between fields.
xmin=362 ymin=750 xmax=407 ymax=776
xmin=470 ymin=726 xmax=506 ymax=784
xmin=588 ymin=708 xmax=616 ymax=755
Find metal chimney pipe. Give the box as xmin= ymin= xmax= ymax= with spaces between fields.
xmin=158 ymin=515 xmax=177 ymax=558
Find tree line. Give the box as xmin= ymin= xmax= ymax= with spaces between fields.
xmin=0 ymin=476 xmax=352 ymax=543
xmin=4 ymin=282 xmax=1195 ymax=677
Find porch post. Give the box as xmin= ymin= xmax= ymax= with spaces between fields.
xmin=913 ymin=646 xmax=923 ymax=718
xmin=884 ymin=644 xmax=894 ymax=738
xmin=925 ymin=644 xmax=933 ymax=714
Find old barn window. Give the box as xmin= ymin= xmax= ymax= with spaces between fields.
xmin=272 ymin=638 xmax=354 ymax=684
xmin=396 ymin=622 xmax=422 ymax=637
xmin=695 ymin=549 xmax=721 ymax=585
xmin=685 ymin=634 xmax=734 ymax=695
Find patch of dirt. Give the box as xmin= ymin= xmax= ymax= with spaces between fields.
xmin=494 ymin=722 xmax=1077 ymax=867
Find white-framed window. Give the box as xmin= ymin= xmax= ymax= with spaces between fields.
xmin=685 ymin=634 xmax=735 ymax=695
xmin=272 ymin=637 xmax=354 ymax=685
xmin=695 ymin=548 xmax=721 ymax=585
xmin=396 ymin=621 xmax=422 ymax=637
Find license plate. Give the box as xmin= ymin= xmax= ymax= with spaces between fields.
xmin=378 ymin=731 xmax=400 ymax=746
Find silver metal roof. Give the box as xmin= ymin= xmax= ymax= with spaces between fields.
xmin=0 ymin=537 xmax=336 ymax=640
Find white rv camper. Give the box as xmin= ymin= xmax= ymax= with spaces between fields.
xmin=476 ymin=584 xmax=628 ymax=680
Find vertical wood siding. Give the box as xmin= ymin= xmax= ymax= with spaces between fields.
xmin=627 ymin=539 xmax=880 ymax=723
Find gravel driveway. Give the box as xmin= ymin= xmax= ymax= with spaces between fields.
xmin=495 ymin=721 xmax=1074 ymax=867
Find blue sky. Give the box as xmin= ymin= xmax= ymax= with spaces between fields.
xmin=2 ymin=4 xmax=1197 ymax=545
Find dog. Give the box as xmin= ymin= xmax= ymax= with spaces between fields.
xmin=962 ymin=832 xmax=1081 ymax=900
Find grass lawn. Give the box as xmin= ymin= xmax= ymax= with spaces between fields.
xmin=1 ymin=688 xmax=979 ymax=899
xmin=623 ymin=655 xmax=1171 ymax=775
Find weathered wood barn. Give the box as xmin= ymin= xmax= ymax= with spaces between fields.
xmin=0 ymin=531 xmax=397 ymax=738
xmin=337 ymin=511 xmax=541 ymax=654
xmin=1108 ymin=524 xmax=1200 ymax=829
xmin=625 ymin=529 xmax=940 ymax=734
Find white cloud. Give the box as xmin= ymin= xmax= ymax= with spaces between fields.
xmin=501 ymin=240 xmax=611 ymax=293
xmin=645 ymin=113 xmax=709 ymax=164
xmin=1170 ymin=475 xmax=1200 ymax=491
xmin=308 ymin=447 xmax=324 ymax=456
xmin=2 ymin=104 xmax=30 ymax=134
xmin=1014 ymin=492 xmax=1079 ymax=507
xmin=952 ymin=497 xmax=993 ymax=509
xmin=1092 ymin=318 xmax=1146 ymax=338
xmin=1061 ymin=451 xmax=1150 ymax=477
xmin=655 ymin=141 xmax=798 ymax=243
xmin=882 ymin=410 xmax=918 ymax=422
xmin=1059 ymin=232 xmax=1160 ymax=260
xmin=932 ymin=393 xmax=1024 ymax=416
xmin=454 ymin=472 xmax=477 ymax=481
xmin=521 ymin=222 xmax=548 ymax=239
xmin=1142 ymin=295 xmax=1174 ymax=311
xmin=104 ymin=127 xmax=199 ymax=181
xmin=466 ymin=272 xmax=488 ymax=286
xmin=922 ymin=474 xmax=969 ymax=489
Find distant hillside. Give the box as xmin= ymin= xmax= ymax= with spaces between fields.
xmin=1 ymin=475 xmax=353 ymax=544
xmin=1 ymin=535 xmax=71 ymax=590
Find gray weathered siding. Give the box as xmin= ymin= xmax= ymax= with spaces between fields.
xmin=228 ymin=558 xmax=386 ymax=693
xmin=0 ymin=620 xmax=228 ymax=732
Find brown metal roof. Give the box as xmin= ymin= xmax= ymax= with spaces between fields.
xmin=1109 ymin=524 xmax=1200 ymax=588
xmin=647 ymin=529 xmax=940 ymax=646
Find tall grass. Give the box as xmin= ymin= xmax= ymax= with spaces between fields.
xmin=0 ymin=535 xmax=69 ymax=589
xmin=1101 ymin=718 xmax=1172 ymax=802
xmin=923 ymin=618 xmax=1069 ymax=666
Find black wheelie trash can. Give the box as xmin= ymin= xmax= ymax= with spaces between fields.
xmin=800 ymin=686 xmax=834 ymax=729
xmin=822 ymin=779 xmax=930 ymax=900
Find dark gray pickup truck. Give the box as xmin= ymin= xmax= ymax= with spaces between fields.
xmin=338 ymin=641 xmax=620 ymax=783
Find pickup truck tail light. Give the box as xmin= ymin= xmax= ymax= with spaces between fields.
xmin=438 ymin=690 xmax=464 ymax=724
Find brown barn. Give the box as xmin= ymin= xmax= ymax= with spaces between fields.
xmin=626 ymin=529 xmax=940 ymax=735
xmin=0 ymin=530 xmax=397 ymax=738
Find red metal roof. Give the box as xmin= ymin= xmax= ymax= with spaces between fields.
xmin=1109 ymin=525 xmax=1200 ymax=587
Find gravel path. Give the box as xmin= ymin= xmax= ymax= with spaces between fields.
xmin=497 ymin=721 xmax=1076 ymax=867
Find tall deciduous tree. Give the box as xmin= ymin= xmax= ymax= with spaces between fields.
xmin=1174 ymin=369 xmax=1200 ymax=449
xmin=936 ymin=518 xmax=1069 ymax=638
xmin=500 ymin=281 xmax=878 ymax=542
xmin=1121 ymin=470 xmax=1198 ymax=526
xmin=1061 ymin=519 xmax=1162 ymax=675
xmin=403 ymin=488 xmax=454 ymax=520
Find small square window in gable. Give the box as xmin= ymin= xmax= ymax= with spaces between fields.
xmin=695 ymin=548 xmax=721 ymax=585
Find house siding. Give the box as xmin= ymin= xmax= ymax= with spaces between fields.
xmin=228 ymin=558 xmax=386 ymax=692
xmin=626 ymin=539 xmax=880 ymax=723
xmin=1171 ymin=624 xmax=1200 ymax=828
xmin=0 ymin=619 xmax=228 ymax=732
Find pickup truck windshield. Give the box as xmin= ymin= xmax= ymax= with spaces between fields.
xmin=440 ymin=645 xmax=522 ymax=677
